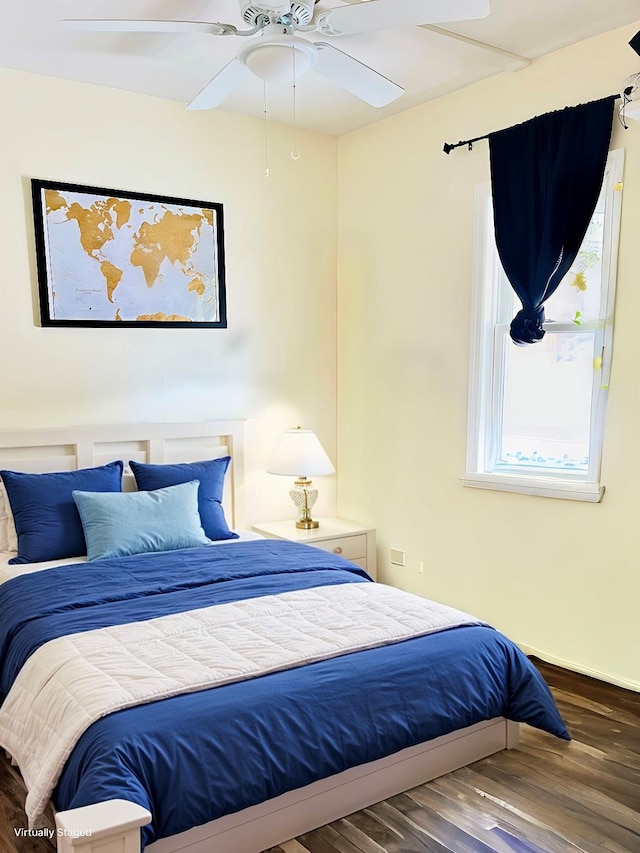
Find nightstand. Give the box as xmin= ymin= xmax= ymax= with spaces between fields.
xmin=251 ymin=518 xmax=377 ymax=580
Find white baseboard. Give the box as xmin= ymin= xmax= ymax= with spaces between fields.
xmin=517 ymin=643 xmax=640 ymax=693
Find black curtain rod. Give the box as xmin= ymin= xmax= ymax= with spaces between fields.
xmin=442 ymin=91 xmax=625 ymax=154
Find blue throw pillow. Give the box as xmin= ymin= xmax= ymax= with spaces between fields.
xmin=73 ymin=480 xmax=210 ymax=561
xmin=1 ymin=461 xmax=124 ymax=564
xmin=129 ymin=457 xmax=238 ymax=541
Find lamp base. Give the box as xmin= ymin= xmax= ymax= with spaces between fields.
xmin=296 ymin=519 xmax=319 ymax=530
xmin=290 ymin=478 xmax=320 ymax=530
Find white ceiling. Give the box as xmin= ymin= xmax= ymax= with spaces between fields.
xmin=1 ymin=1 xmax=638 ymax=135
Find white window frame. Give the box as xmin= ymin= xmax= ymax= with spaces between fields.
xmin=462 ymin=149 xmax=624 ymax=502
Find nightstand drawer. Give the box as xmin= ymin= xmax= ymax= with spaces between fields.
xmin=251 ymin=519 xmax=376 ymax=580
xmin=313 ymin=534 xmax=367 ymax=561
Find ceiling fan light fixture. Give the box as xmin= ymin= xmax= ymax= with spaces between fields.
xmin=239 ymin=34 xmax=318 ymax=82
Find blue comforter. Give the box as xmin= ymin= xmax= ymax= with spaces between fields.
xmin=0 ymin=541 xmax=569 ymax=847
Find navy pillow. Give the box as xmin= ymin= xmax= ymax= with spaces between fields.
xmin=129 ymin=457 xmax=238 ymax=541
xmin=1 ymin=461 xmax=124 ymax=564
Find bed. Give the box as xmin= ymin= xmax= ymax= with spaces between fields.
xmin=0 ymin=421 xmax=569 ymax=853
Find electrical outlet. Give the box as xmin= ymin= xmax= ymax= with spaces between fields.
xmin=390 ymin=548 xmax=405 ymax=567
xmin=417 ymin=561 xmax=424 ymax=575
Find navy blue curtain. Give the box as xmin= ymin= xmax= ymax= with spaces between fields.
xmin=488 ymin=96 xmax=615 ymax=346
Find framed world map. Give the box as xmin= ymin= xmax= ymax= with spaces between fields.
xmin=31 ymin=180 xmax=227 ymax=328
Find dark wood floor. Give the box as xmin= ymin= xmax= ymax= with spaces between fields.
xmin=1 ymin=660 xmax=638 ymax=853
xmin=269 ymin=660 xmax=640 ymax=853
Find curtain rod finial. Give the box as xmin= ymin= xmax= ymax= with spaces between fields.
xmin=443 ymin=142 xmax=454 ymax=154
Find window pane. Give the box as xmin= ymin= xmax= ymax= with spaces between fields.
xmin=498 ymin=187 xmax=606 ymax=325
xmin=497 ymin=331 xmax=596 ymax=473
xmin=543 ymin=188 xmax=606 ymax=323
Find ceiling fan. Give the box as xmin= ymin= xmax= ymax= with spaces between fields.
xmin=63 ymin=0 xmax=490 ymax=110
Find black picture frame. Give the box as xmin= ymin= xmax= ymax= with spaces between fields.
xmin=31 ymin=179 xmax=227 ymax=328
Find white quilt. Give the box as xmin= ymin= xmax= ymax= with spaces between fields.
xmin=0 ymin=582 xmax=481 ymax=826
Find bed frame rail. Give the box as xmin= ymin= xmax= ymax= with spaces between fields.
xmin=54 ymin=718 xmax=519 ymax=853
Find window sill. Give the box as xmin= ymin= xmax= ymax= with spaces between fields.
xmin=460 ymin=473 xmax=604 ymax=503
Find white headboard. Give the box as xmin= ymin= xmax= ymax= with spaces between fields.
xmin=0 ymin=421 xmax=245 ymax=529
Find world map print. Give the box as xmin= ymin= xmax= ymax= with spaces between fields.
xmin=38 ymin=187 xmax=222 ymax=323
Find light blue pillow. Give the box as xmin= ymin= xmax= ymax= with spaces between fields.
xmin=72 ymin=480 xmax=210 ymax=561
xmin=1 ymin=461 xmax=123 ymax=564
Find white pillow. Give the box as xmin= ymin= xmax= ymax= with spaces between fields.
xmin=0 ymin=484 xmax=7 ymax=552
xmin=0 ymin=481 xmax=17 ymax=552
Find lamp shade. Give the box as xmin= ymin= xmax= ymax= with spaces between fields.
xmin=267 ymin=428 xmax=335 ymax=477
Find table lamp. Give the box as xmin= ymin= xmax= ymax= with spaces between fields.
xmin=267 ymin=427 xmax=335 ymax=529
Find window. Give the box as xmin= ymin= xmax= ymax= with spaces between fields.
xmin=463 ymin=149 xmax=624 ymax=502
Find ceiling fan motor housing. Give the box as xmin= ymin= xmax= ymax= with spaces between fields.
xmin=240 ymin=1 xmax=315 ymax=27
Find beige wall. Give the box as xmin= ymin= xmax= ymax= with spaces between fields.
xmin=0 ymin=68 xmax=339 ymax=524
xmin=337 ymin=22 xmax=640 ymax=689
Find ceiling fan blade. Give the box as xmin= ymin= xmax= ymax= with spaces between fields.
xmin=314 ymin=43 xmax=403 ymax=107
xmin=62 ymin=19 xmax=236 ymax=36
xmin=186 ymin=58 xmax=251 ymax=110
xmin=318 ymin=0 xmax=490 ymax=37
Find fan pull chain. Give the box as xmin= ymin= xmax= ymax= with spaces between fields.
xmin=263 ymin=82 xmax=270 ymax=178
xmin=291 ymin=47 xmax=301 ymax=161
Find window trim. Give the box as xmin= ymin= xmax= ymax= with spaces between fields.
xmin=463 ymin=149 xmax=624 ymax=502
